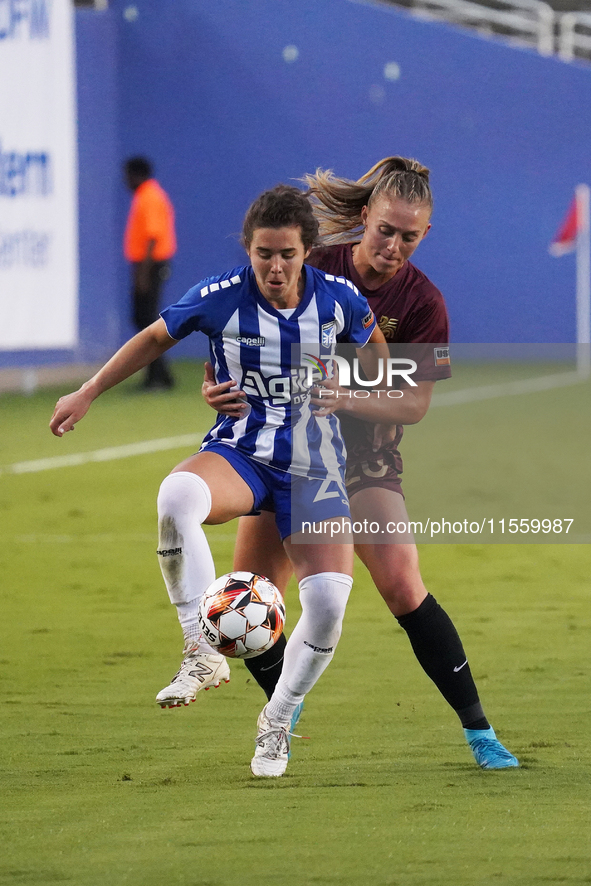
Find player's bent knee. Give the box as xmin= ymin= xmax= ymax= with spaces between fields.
xmin=299 ymin=572 xmax=353 ymax=647
xmin=157 ymin=471 xmax=212 ymax=525
xmin=157 ymin=472 xmax=214 ymax=605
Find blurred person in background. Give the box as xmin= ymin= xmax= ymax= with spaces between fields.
xmin=124 ymin=156 xmax=176 ymax=390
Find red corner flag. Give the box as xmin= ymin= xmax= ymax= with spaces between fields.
xmin=548 ymin=184 xmax=590 ymax=348
xmin=548 ymin=185 xmax=589 ymax=258
xmin=549 ymin=196 xmax=578 ymax=256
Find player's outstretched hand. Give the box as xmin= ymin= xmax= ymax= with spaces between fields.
xmin=49 ymin=388 xmax=94 ymax=437
xmin=202 ymin=361 xmax=248 ymax=416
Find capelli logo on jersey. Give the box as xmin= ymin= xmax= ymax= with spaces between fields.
xmin=236 ymin=335 xmax=265 ymax=347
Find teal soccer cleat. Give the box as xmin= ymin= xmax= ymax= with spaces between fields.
xmin=464 ymin=726 xmax=519 ymax=769
xmin=290 ymin=702 xmax=304 ymax=734
xmin=287 ymin=702 xmax=305 ymax=759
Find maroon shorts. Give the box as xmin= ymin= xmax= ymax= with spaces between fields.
xmin=345 ymin=457 xmax=404 ymax=500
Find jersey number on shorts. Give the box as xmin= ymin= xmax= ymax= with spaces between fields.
xmin=312 ymin=479 xmax=341 ymax=502
xmin=346 ymin=459 xmax=388 ymax=488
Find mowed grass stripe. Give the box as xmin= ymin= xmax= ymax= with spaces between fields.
xmin=431 ymin=372 xmax=589 ymax=406
xmin=430 ymin=369 xmax=589 ymax=407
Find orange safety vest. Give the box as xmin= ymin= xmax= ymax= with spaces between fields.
xmin=123 ymin=179 xmax=177 ymax=262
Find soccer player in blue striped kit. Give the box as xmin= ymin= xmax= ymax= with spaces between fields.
xmin=204 ymin=158 xmax=519 ymax=771
xmin=50 ymin=185 xmax=388 ymax=777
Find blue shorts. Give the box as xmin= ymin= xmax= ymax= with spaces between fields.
xmin=201 ymin=441 xmax=351 ymax=540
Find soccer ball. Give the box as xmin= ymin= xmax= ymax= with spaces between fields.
xmin=198 ymin=572 xmax=286 ymax=659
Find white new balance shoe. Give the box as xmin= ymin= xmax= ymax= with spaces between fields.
xmin=156 ymin=643 xmax=231 ymax=708
xmin=250 ymin=704 xmax=291 ymax=777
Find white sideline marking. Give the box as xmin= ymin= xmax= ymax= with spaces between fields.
xmin=2 ymin=368 xmax=588 ymax=477
xmin=1 ymin=433 xmax=203 ymax=476
xmin=430 ymin=370 xmax=589 ymax=407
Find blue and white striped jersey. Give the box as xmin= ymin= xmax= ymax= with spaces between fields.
xmin=161 ymin=264 xmax=376 ymax=478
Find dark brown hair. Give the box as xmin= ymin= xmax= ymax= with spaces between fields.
xmin=242 ymin=185 xmax=319 ymax=250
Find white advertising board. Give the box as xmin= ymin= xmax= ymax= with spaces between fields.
xmin=0 ymin=0 xmax=78 ymax=350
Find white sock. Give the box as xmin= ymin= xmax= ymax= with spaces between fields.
xmin=175 ymin=599 xmax=202 ymax=646
xmin=266 ymin=572 xmax=353 ymax=724
xmin=156 ymin=471 xmax=217 ymax=652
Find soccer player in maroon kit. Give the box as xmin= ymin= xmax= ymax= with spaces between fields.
xmin=202 ymin=157 xmax=518 ymax=770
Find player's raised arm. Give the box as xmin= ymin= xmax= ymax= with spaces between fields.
xmin=49 ymin=318 xmax=177 ymax=437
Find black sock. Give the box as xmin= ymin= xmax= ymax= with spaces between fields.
xmin=396 ymin=594 xmax=490 ymax=730
xmin=243 ymin=632 xmax=287 ymax=700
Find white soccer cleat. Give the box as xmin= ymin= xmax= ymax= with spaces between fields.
xmin=250 ymin=704 xmax=291 ymax=777
xmin=156 ymin=644 xmax=230 ymax=708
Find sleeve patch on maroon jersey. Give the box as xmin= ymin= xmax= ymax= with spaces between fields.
xmin=434 ymin=347 xmax=450 ymax=366
xmin=362 ymin=310 xmax=375 ymax=329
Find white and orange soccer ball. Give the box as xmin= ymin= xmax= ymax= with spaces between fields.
xmin=198 ymin=572 xmax=286 ymax=659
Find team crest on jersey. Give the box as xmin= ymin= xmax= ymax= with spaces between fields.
xmin=378 ymin=315 xmax=398 ymax=340
xmin=434 ymin=346 xmax=450 ymax=366
xmin=321 ymin=321 xmax=337 ymax=347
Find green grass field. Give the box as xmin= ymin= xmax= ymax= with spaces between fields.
xmin=1 ymin=361 xmax=590 ymax=886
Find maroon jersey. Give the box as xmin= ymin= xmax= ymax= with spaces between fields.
xmin=307 ymin=243 xmax=451 ymax=494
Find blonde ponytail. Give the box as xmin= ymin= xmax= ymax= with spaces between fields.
xmin=302 ymin=156 xmax=432 ymax=243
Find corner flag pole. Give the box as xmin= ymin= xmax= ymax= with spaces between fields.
xmin=575 ymin=184 xmax=591 ymax=375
